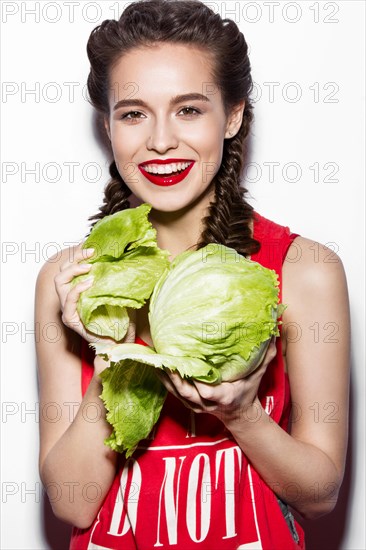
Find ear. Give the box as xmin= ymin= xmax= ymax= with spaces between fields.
xmin=224 ymin=101 xmax=245 ymax=139
xmin=104 ymin=116 xmax=111 ymax=140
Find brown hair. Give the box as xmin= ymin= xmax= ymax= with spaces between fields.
xmin=86 ymin=0 xmax=260 ymax=256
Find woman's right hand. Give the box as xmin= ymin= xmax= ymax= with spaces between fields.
xmin=54 ymin=245 xmax=99 ymax=342
xmin=54 ymin=245 xmax=137 ymax=347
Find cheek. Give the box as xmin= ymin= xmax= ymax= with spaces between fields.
xmin=110 ymin=135 xmax=138 ymax=176
xmin=110 ymin=122 xmax=139 ymax=148
xmin=204 ymin=136 xmax=225 ymax=174
xmin=193 ymin=118 xmax=226 ymax=155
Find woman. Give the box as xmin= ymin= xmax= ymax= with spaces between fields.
xmin=35 ymin=0 xmax=350 ymax=548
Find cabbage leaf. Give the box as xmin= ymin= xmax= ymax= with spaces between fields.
xmin=100 ymin=359 xmax=167 ymax=457
xmin=73 ymin=203 xmax=170 ymax=340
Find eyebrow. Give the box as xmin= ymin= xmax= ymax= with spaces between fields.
xmin=112 ymin=93 xmax=210 ymax=112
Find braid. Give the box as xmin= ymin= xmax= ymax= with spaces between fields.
xmin=88 ymin=160 xmax=131 ymax=229
xmin=197 ymin=119 xmax=260 ymax=257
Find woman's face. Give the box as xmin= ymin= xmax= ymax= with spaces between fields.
xmin=104 ymin=43 xmax=243 ymax=214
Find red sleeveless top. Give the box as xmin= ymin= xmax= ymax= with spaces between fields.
xmin=69 ymin=213 xmax=305 ymax=550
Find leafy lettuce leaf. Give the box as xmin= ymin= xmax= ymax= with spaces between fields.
xmin=73 ymin=204 xmax=170 ymax=340
xmin=82 ymin=202 xmax=157 ymax=261
xmin=100 ymin=359 xmax=167 ymax=457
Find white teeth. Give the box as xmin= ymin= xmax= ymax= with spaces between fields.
xmin=143 ymin=161 xmax=192 ymax=175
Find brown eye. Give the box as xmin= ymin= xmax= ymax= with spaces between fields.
xmin=120 ymin=111 xmax=144 ymax=120
xmin=179 ymin=107 xmax=201 ymax=116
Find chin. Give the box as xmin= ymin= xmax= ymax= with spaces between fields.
xmin=149 ymin=199 xmax=193 ymax=213
xmin=131 ymin=190 xmax=195 ymax=214
xmin=130 ymin=181 xmax=215 ymax=215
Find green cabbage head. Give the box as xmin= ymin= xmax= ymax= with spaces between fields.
xmin=95 ymin=242 xmax=284 ymax=456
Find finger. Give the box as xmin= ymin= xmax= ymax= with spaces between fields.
xmin=61 ymin=277 xmax=94 ymax=321
xmin=158 ymin=371 xmax=232 ymax=414
xmin=168 ymin=373 xmax=225 ymax=413
xmin=158 ymin=371 xmax=205 ymax=411
xmin=192 ymin=380 xmax=228 ymax=402
xmin=54 ymin=265 xmax=93 ymax=309
xmin=167 ymin=372 xmax=203 ymax=404
xmin=156 ymin=370 xmax=177 ymax=393
xmin=59 ymin=247 xmax=95 ymax=272
xmin=156 ymin=371 xmax=189 ymax=404
xmin=123 ymin=309 xmax=136 ymax=343
xmin=263 ymin=336 xmax=278 ymax=364
xmin=56 ymin=262 xmax=93 ymax=288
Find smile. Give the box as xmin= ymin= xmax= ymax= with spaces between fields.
xmin=138 ymin=159 xmax=195 ymax=187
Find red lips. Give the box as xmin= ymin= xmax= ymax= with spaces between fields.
xmin=138 ymin=160 xmax=195 ymax=187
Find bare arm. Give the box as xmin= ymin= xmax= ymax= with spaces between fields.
xmin=160 ymin=237 xmax=350 ymax=519
xmin=36 ymin=247 xmax=131 ymax=528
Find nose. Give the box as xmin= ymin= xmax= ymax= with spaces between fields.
xmin=146 ymin=117 xmax=179 ymax=153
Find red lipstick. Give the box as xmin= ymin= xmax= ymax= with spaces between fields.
xmin=138 ymin=158 xmax=195 ymax=187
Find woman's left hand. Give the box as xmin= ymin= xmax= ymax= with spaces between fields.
xmin=157 ymin=337 xmax=277 ymax=425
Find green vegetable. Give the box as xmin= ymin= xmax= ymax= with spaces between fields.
xmin=94 ymin=242 xmax=284 ymax=456
xmin=100 ymin=359 xmax=167 ymax=457
xmin=73 ymin=203 xmax=170 ymax=340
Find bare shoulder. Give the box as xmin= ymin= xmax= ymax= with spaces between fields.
xmin=36 ymin=244 xmax=82 ymax=293
xmin=281 ymin=236 xmax=350 ymax=361
xmin=282 ymin=236 xmax=349 ymax=322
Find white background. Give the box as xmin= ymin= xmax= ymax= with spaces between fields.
xmin=1 ymin=1 xmax=365 ymax=548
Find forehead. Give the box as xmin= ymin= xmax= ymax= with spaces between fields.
xmin=108 ymin=43 xmax=220 ymax=104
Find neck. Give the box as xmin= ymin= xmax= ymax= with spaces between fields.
xmin=149 ymin=185 xmax=215 ymax=260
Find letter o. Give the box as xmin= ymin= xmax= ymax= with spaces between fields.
xmin=282 ymin=162 xmax=302 ymax=183
xmin=42 ymin=162 xmax=62 ymax=183
xmin=43 ymin=243 xmax=62 ymax=262
xmin=42 ymin=2 xmax=62 ymax=22
xmin=282 ymin=82 xmax=302 ymax=103
xmin=82 ymin=162 xmax=102 ymax=183
xmin=251 ymin=81 xmax=262 ymax=103
xmin=282 ymin=2 xmax=302 ymax=22
xmin=283 ymin=322 xmax=302 ymax=343
xmin=243 ymin=402 xmax=262 ymax=422
xmin=241 ymin=2 xmax=262 ymax=22
xmin=285 ymin=239 xmax=302 ymax=263
xmin=82 ymin=2 xmax=102 ymax=23
xmin=42 ymin=402 xmax=62 ymax=423
xmin=290 ymin=401 xmax=302 ymax=422
xmin=244 ymin=162 xmax=262 ymax=183
xmin=82 ymin=482 xmax=102 ymax=503
xmin=240 ymin=321 xmax=262 ymax=344
xmin=42 ymin=322 xmax=62 ymax=343
xmin=42 ymin=82 xmax=62 ymax=103
xmin=46 ymin=482 xmax=62 ymax=502
xmin=82 ymin=403 xmax=102 ymax=423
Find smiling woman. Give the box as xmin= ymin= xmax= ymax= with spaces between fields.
xmin=101 ymin=42 xmax=240 ymax=216
xmin=34 ymin=1 xmax=351 ymax=549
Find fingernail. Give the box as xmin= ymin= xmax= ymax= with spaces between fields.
xmin=83 ymin=248 xmax=95 ymax=256
xmin=79 ymin=263 xmax=92 ymax=270
xmin=82 ymin=276 xmax=94 ymax=285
